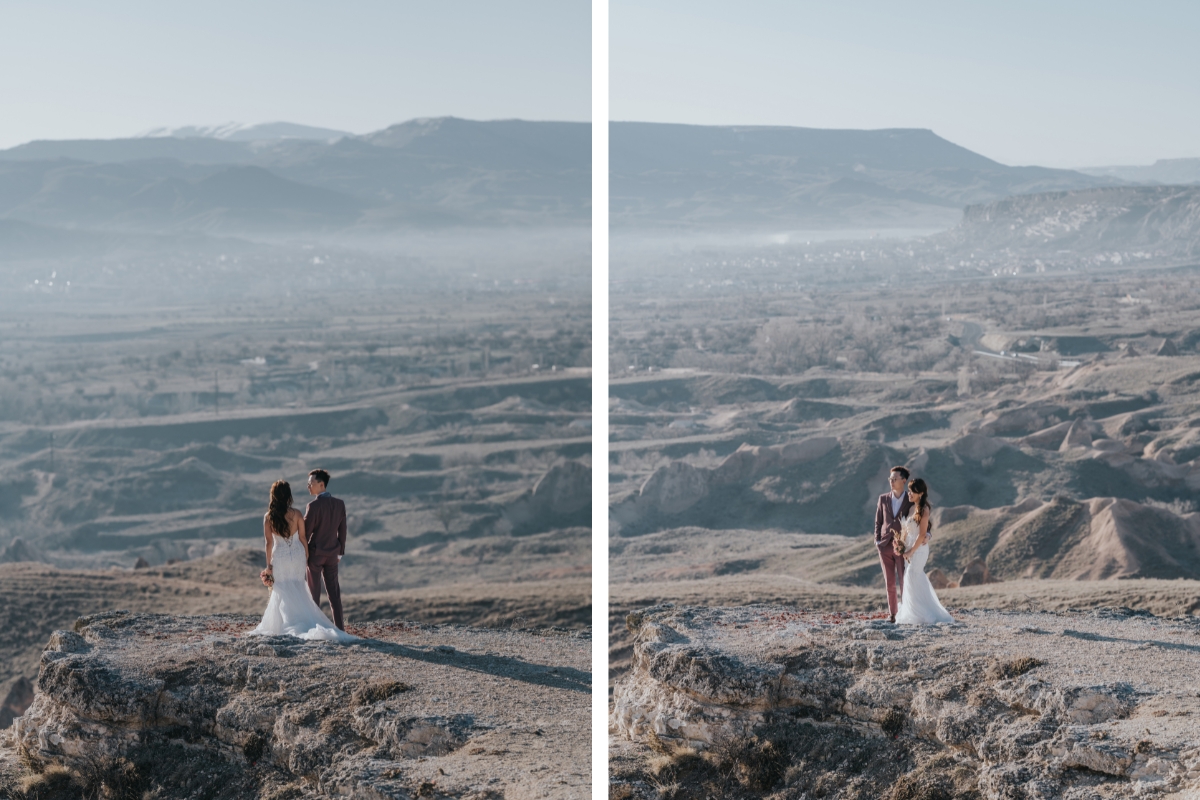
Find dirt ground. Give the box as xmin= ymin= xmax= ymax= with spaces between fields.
xmin=0 ymin=550 xmax=590 ymax=722
xmin=609 ymin=576 xmax=1200 ymax=688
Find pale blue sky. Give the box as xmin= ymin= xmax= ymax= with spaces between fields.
xmin=612 ymin=1 xmax=1200 ymax=168
xmin=0 ymin=0 xmax=590 ymax=149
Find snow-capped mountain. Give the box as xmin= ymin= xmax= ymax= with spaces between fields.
xmin=137 ymin=121 xmax=352 ymax=142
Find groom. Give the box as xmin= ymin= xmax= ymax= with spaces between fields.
xmin=874 ymin=465 xmax=912 ymax=623
xmin=304 ymin=468 xmax=347 ymax=631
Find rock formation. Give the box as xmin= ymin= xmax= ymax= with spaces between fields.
xmin=0 ymin=678 xmax=32 ymax=731
xmin=610 ymin=605 xmax=1200 ymax=800
xmin=497 ymin=459 xmax=591 ymax=535
xmin=1058 ymin=418 xmax=1093 ymax=451
xmin=610 ymin=437 xmax=838 ymax=531
xmin=931 ymin=496 xmax=1200 ymax=582
xmin=1 ymin=611 xmax=590 ymax=799
xmin=926 ymin=567 xmax=951 ymax=590
xmin=958 ymin=558 xmax=993 ymax=587
xmin=1155 ymin=338 xmax=1179 ymax=357
xmin=0 ymin=539 xmax=40 ymax=565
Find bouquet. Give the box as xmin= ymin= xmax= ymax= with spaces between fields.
xmin=894 ymin=518 xmax=918 ymax=558
xmin=260 ymin=568 xmax=274 ymax=589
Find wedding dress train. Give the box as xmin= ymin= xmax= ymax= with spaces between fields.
xmin=894 ymin=516 xmax=954 ymax=625
xmin=250 ymin=532 xmax=357 ymax=642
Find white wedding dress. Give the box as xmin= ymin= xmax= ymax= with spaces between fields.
xmin=249 ymin=532 xmax=357 ymax=642
xmin=894 ymin=515 xmax=954 ymax=625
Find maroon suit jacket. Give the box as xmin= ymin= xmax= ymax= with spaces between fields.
xmin=874 ymin=492 xmax=913 ymax=546
xmin=304 ymin=492 xmax=347 ymax=557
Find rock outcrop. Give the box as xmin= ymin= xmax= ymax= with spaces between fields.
xmin=958 ymin=558 xmax=993 ymax=587
xmin=1 ymin=611 xmax=590 ymax=799
xmin=497 ymin=459 xmax=591 ymax=535
xmin=933 ymin=496 xmax=1200 ymax=582
xmin=0 ymin=678 xmax=32 ymax=731
xmin=0 ymin=539 xmax=40 ymax=565
xmin=610 ymin=437 xmax=838 ymax=531
xmin=611 ymin=605 xmax=1200 ymax=800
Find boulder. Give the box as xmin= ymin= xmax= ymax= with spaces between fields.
xmin=958 ymin=558 xmax=993 ymax=586
xmin=927 ymin=567 xmax=951 ymax=590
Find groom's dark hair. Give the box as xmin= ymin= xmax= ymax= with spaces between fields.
xmin=890 ymin=466 xmax=910 ymax=480
xmin=309 ymin=469 xmax=331 ymax=486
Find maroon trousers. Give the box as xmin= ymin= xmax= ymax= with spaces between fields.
xmin=877 ymin=542 xmax=906 ymax=616
xmin=306 ymin=552 xmax=344 ymax=631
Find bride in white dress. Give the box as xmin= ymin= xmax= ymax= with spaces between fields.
xmin=250 ymin=480 xmax=357 ymax=642
xmin=894 ymin=478 xmax=954 ymax=626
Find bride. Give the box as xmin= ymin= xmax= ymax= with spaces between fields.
xmin=894 ymin=478 xmax=954 ymax=625
xmin=249 ymin=480 xmax=357 ymax=642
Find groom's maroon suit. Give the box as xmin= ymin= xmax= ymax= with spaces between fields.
xmin=875 ymin=492 xmax=913 ymax=617
xmin=304 ymin=491 xmax=347 ymax=630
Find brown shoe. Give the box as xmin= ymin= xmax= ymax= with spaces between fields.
xmin=888 ymin=614 xmax=896 ymax=624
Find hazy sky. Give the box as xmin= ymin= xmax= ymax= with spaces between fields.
xmin=0 ymin=0 xmax=590 ymax=149
xmin=612 ymin=0 xmax=1200 ymax=168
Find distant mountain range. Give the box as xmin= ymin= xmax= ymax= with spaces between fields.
xmin=7 ymin=118 xmax=1199 ymax=247
xmin=1078 ymin=158 xmax=1200 ymax=186
xmin=136 ymin=121 xmax=354 ymax=142
xmin=610 ymin=122 xmax=1121 ymax=231
xmin=0 ymin=118 xmax=591 ymax=240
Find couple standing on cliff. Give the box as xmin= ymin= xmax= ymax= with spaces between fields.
xmin=874 ymin=465 xmax=954 ymax=626
xmin=249 ymin=469 xmax=358 ymax=642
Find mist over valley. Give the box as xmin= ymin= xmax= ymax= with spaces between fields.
xmin=0 ymin=117 xmax=592 ymax=739
xmin=608 ymin=122 xmax=1200 ymax=708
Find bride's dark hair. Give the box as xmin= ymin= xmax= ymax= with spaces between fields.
xmin=268 ymin=480 xmax=293 ymax=538
xmin=908 ymin=478 xmax=933 ymax=531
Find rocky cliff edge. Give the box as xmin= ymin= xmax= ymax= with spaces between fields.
xmin=1 ymin=612 xmax=590 ymax=799
xmin=610 ymin=605 xmax=1200 ymax=800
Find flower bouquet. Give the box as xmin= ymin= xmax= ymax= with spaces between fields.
xmin=894 ymin=518 xmax=918 ymax=559
xmin=260 ymin=568 xmax=274 ymax=589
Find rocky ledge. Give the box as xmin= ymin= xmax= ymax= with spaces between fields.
xmin=0 ymin=612 xmax=590 ymax=799
xmin=610 ymin=605 xmax=1200 ymax=800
